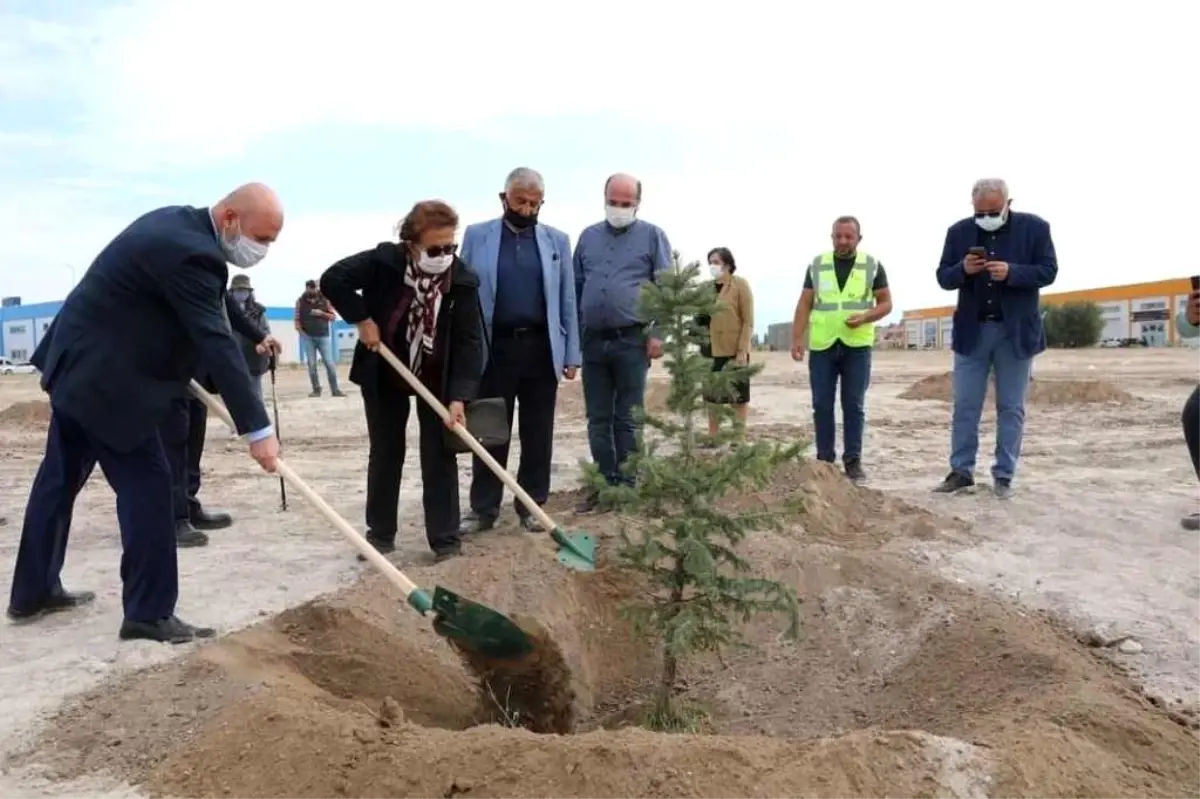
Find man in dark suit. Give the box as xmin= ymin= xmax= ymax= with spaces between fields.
xmin=6 ymin=183 xmax=283 ymax=644
xmin=164 ymin=291 xmax=281 ymax=548
xmin=933 ymin=178 xmax=1057 ymax=499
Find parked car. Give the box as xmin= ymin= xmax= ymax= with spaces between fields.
xmin=0 ymin=356 xmax=36 ymax=375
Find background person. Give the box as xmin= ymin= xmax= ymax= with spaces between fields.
xmin=573 ymin=172 xmax=672 ymax=511
xmin=294 ymin=279 xmax=344 ymax=397
xmin=701 ymin=247 xmax=754 ymax=440
xmin=932 ymin=178 xmax=1058 ymax=499
xmin=1178 ymin=285 xmax=1199 ymax=531
xmin=320 ymin=200 xmax=483 ymax=562
xmin=228 ymin=273 xmax=273 ymax=404
xmin=790 ymin=216 xmax=892 ymax=484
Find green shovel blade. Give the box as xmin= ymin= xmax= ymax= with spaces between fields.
xmin=550 ymin=527 xmax=596 ymax=572
xmin=429 ymin=586 xmax=533 ymax=660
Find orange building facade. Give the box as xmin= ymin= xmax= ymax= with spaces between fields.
xmin=901 ymin=278 xmax=1196 ymax=349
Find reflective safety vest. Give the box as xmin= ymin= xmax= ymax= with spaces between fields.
xmin=808 ymin=251 xmax=878 ymax=351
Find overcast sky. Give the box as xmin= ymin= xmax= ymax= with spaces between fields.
xmin=0 ymin=0 xmax=1193 ymax=330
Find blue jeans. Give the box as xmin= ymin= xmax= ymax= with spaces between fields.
xmin=807 ymin=342 xmax=872 ymax=463
xmin=950 ymin=321 xmax=1033 ymax=481
xmin=581 ymin=329 xmax=649 ymax=486
xmin=302 ymin=335 xmax=340 ymax=393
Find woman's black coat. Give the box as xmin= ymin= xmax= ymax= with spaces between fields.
xmin=319 ymin=242 xmax=483 ymax=403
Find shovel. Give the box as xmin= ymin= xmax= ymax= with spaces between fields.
xmin=267 ymin=355 xmax=287 ymax=511
xmin=188 ymin=379 xmax=534 ymax=660
xmin=373 ymin=343 xmax=596 ymax=572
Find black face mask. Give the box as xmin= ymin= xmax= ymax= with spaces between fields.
xmin=500 ymin=194 xmax=538 ymax=230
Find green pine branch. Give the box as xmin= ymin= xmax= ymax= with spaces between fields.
xmin=586 ymin=253 xmax=807 ymax=729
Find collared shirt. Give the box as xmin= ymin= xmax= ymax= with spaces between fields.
xmin=573 ymin=219 xmax=672 ymax=331
xmin=973 ymin=222 xmax=1013 ymax=322
xmin=494 ymin=223 xmax=547 ymax=328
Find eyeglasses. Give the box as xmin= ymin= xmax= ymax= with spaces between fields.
xmin=973 ymin=210 xmax=1005 ymax=219
xmin=424 ymin=243 xmax=459 ymax=258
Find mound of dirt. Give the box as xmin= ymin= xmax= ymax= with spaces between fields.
xmin=17 ymin=464 xmax=1198 ymax=798
xmin=900 ymin=372 xmax=1135 ymax=405
xmin=0 ymin=399 xmax=50 ymax=428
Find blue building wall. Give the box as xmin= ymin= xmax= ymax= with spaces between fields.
xmin=0 ymin=300 xmax=354 ymax=363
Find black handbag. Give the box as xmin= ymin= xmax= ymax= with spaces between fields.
xmin=443 ymin=297 xmax=511 ymax=454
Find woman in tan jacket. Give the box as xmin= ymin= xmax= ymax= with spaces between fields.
xmin=703 ymin=247 xmax=754 ymax=437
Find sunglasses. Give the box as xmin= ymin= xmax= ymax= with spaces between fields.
xmin=424 ymin=243 xmax=458 ymax=258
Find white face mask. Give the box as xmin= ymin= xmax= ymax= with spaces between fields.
xmin=220 ymin=220 xmax=269 ymax=268
xmin=974 ymin=209 xmax=1007 ymax=233
xmin=417 ymin=251 xmax=453 ymax=275
xmin=709 ymin=263 xmax=724 ymax=279
xmin=605 ymin=204 xmax=636 ymax=229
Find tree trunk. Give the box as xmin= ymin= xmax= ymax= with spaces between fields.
xmin=655 ymin=557 xmax=688 ymax=720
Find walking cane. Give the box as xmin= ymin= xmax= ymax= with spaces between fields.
xmin=268 ymin=354 xmax=288 ymax=511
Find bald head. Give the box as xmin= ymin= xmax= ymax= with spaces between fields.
xmin=212 ymin=182 xmax=284 ymax=246
xmin=604 ymin=173 xmax=641 ymax=207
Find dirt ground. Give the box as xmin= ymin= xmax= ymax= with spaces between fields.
xmin=0 ymin=349 xmax=1197 ymax=798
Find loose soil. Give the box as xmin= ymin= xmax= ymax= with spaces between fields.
xmin=900 ymin=371 xmax=1135 ymax=405
xmin=0 ymin=399 xmax=51 ymax=428
xmin=10 ymin=461 xmax=1197 ymax=798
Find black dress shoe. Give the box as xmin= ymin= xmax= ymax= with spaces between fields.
xmin=175 ymin=519 xmax=210 ymax=548
xmin=432 ymin=542 xmax=463 ymax=563
xmin=356 ymin=533 xmax=396 ymax=562
xmin=119 ymin=615 xmax=216 ymax=644
xmin=189 ymin=505 xmax=233 ymax=531
xmin=7 ymin=588 xmax=96 ymax=623
xmin=460 ymin=512 xmax=498 ymax=535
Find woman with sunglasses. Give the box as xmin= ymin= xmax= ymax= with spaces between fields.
xmin=320 ymin=199 xmax=483 ymax=562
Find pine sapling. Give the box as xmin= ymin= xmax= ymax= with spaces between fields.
xmin=587 ymin=254 xmax=805 ymax=730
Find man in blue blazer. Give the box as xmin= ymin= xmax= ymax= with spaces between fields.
xmin=7 ymin=183 xmax=284 ymax=644
xmin=933 ymin=178 xmax=1058 ymax=498
xmin=459 ymin=167 xmax=581 ymax=533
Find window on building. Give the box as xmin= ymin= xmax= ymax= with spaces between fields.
xmin=42 ymin=322 xmax=49 ymax=331
xmin=7 ymin=324 xmax=27 ymax=334
xmin=10 ymin=349 xmax=27 ymax=360
xmin=1141 ymin=301 xmax=1166 ymax=310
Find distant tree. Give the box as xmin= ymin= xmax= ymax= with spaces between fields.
xmin=1043 ymin=302 xmax=1105 ymax=348
xmin=586 ymin=253 xmax=802 ymax=731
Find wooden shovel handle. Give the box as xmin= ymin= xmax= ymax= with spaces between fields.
xmin=188 ymin=380 xmax=423 ymax=603
xmin=374 ymin=344 xmax=560 ymax=533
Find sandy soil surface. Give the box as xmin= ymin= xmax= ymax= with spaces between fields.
xmin=0 ymin=349 xmax=1196 ymax=798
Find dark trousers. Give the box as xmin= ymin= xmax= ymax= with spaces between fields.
xmin=160 ymin=397 xmax=207 ymax=521
xmin=469 ymin=329 xmax=559 ymax=520
xmin=808 ymin=341 xmax=872 ymax=464
xmin=363 ymin=388 xmax=461 ymax=553
xmin=1184 ymin=385 xmax=1199 ymax=478
xmin=9 ymin=408 xmax=178 ymax=622
xmin=581 ymin=328 xmax=649 ymax=486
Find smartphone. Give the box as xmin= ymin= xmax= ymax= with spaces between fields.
xmin=968 ymin=246 xmax=988 ymax=258
xmin=1191 ymin=274 xmax=1199 ymax=291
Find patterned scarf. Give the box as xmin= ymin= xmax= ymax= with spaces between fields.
xmin=402 ymin=256 xmax=450 ymax=377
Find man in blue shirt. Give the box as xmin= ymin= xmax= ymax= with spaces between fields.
xmin=573 ymin=173 xmax=672 ymax=510
xmin=459 ymin=168 xmax=580 ymax=533
xmin=933 ymin=178 xmax=1058 ymax=499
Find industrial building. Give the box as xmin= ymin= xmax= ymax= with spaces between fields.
xmin=0 ymin=297 xmax=361 ymax=364
xmin=901 ymin=278 xmax=1198 ymax=349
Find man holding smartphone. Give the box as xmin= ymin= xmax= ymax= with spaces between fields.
xmin=932 ymin=178 xmax=1058 ymax=499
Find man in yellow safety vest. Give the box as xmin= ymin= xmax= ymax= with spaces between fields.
xmin=790 ymin=216 xmax=893 ymax=483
